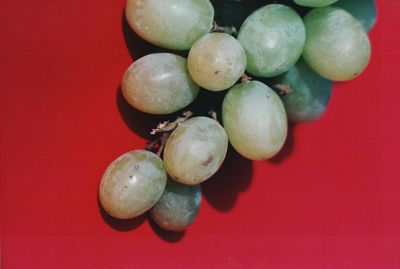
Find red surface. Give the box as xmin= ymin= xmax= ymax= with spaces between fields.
xmin=1 ymin=0 xmax=400 ymax=268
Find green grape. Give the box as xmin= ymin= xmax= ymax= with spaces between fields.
xmin=222 ymin=81 xmax=287 ymax=160
xmin=188 ymin=33 xmax=247 ymax=92
xmin=334 ymin=0 xmax=377 ymax=32
xmin=99 ymin=150 xmax=167 ymax=219
xmin=294 ymin=0 xmax=338 ymax=7
xmin=237 ymin=4 xmax=305 ymax=78
xmin=276 ymin=59 xmax=333 ymax=123
xmin=125 ymin=0 xmax=214 ymax=50
xmin=163 ymin=117 xmax=228 ymax=185
xmin=121 ymin=53 xmax=199 ymax=115
xmin=302 ymin=7 xmax=371 ymax=81
xmin=150 ymin=179 xmax=201 ymax=232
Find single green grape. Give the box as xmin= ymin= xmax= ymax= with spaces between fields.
xmin=163 ymin=117 xmax=228 ymax=185
xmin=222 ymin=81 xmax=287 ymax=160
xmin=237 ymin=4 xmax=305 ymax=78
xmin=99 ymin=150 xmax=167 ymax=219
xmin=302 ymin=7 xmax=371 ymax=81
xmin=188 ymin=33 xmax=247 ymax=92
xmin=121 ymin=53 xmax=199 ymax=115
xmin=125 ymin=0 xmax=214 ymax=50
xmin=150 ymin=179 xmax=201 ymax=231
xmin=294 ymin=0 xmax=339 ymax=7
xmin=276 ymin=59 xmax=333 ymax=123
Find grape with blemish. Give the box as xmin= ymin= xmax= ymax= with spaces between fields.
xmin=99 ymin=150 xmax=167 ymax=219
xmin=163 ymin=116 xmax=228 ymax=185
xmin=188 ymin=32 xmax=247 ymax=92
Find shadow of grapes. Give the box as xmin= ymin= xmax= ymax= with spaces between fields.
xmin=270 ymin=122 xmax=297 ymax=164
xmin=147 ymin=216 xmax=186 ymax=243
xmin=211 ymin=0 xmax=310 ymax=31
xmin=116 ymin=86 xmax=173 ymax=140
xmin=202 ymin=146 xmax=253 ymax=211
xmin=121 ymin=9 xmax=188 ymax=61
xmin=98 ymin=197 xmax=146 ymax=232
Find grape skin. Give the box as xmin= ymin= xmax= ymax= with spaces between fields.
xmin=238 ymin=4 xmax=305 ymax=78
xmin=188 ymin=33 xmax=247 ymax=92
xmin=333 ymin=0 xmax=377 ymax=32
xmin=125 ymin=0 xmax=214 ymax=50
xmin=222 ymin=81 xmax=287 ymax=160
xmin=294 ymin=0 xmax=339 ymax=7
xmin=302 ymin=7 xmax=371 ymax=81
xmin=122 ymin=53 xmax=199 ymax=115
xmin=150 ymin=179 xmax=201 ymax=231
xmin=163 ymin=117 xmax=228 ymax=185
xmin=99 ymin=150 xmax=167 ymax=219
xmin=277 ymin=59 xmax=333 ymax=123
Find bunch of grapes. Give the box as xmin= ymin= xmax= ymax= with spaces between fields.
xmin=99 ymin=0 xmax=376 ymax=232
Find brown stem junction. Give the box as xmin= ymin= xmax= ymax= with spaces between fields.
xmin=273 ymin=84 xmax=292 ymax=95
xmin=241 ymin=73 xmax=252 ymax=83
xmin=146 ymin=111 xmax=193 ymax=157
xmin=211 ymin=22 xmax=238 ymax=36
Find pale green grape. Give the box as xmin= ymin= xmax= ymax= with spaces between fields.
xmin=99 ymin=150 xmax=167 ymax=219
xmin=294 ymin=0 xmax=338 ymax=7
xmin=302 ymin=7 xmax=371 ymax=81
xmin=237 ymin=4 xmax=305 ymax=77
xmin=222 ymin=81 xmax=287 ymax=160
xmin=150 ymin=179 xmax=201 ymax=231
xmin=188 ymin=33 xmax=247 ymax=92
xmin=122 ymin=53 xmax=199 ymax=115
xmin=163 ymin=117 xmax=228 ymax=185
xmin=276 ymin=59 xmax=333 ymax=123
xmin=125 ymin=0 xmax=214 ymax=50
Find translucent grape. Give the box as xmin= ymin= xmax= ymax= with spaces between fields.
xmin=188 ymin=33 xmax=247 ymax=92
xmin=222 ymin=81 xmax=287 ymax=160
xmin=150 ymin=179 xmax=201 ymax=231
xmin=276 ymin=59 xmax=333 ymax=123
xmin=125 ymin=0 xmax=214 ymax=50
xmin=302 ymin=7 xmax=371 ymax=81
xmin=294 ymin=0 xmax=339 ymax=7
xmin=122 ymin=53 xmax=199 ymax=115
xmin=237 ymin=4 xmax=305 ymax=77
xmin=163 ymin=117 xmax=228 ymax=185
xmin=99 ymin=150 xmax=167 ymax=219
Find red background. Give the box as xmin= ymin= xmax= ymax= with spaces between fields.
xmin=1 ymin=0 xmax=400 ymax=268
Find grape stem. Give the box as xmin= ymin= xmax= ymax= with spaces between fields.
xmin=273 ymin=84 xmax=292 ymax=95
xmin=211 ymin=22 xmax=238 ymax=36
xmin=150 ymin=111 xmax=193 ymax=135
xmin=240 ymin=73 xmax=252 ymax=83
xmin=147 ymin=111 xmax=193 ymax=157
xmin=208 ymin=108 xmax=218 ymax=122
xmin=146 ymin=132 xmax=170 ymax=157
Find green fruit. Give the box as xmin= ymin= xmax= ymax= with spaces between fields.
xmin=150 ymin=180 xmax=201 ymax=231
xmin=276 ymin=59 xmax=333 ymax=123
xmin=99 ymin=150 xmax=167 ymax=219
xmin=303 ymin=7 xmax=371 ymax=81
xmin=238 ymin=4 xmax=305 ymax=78
xmin=125 ymin=0 xmax=214 ymax=50
xmin=222 ymin=81 xmax=287 ymax=160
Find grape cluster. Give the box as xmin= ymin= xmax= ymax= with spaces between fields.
xmin=99 ymin=0 xmax=375 ymax=232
